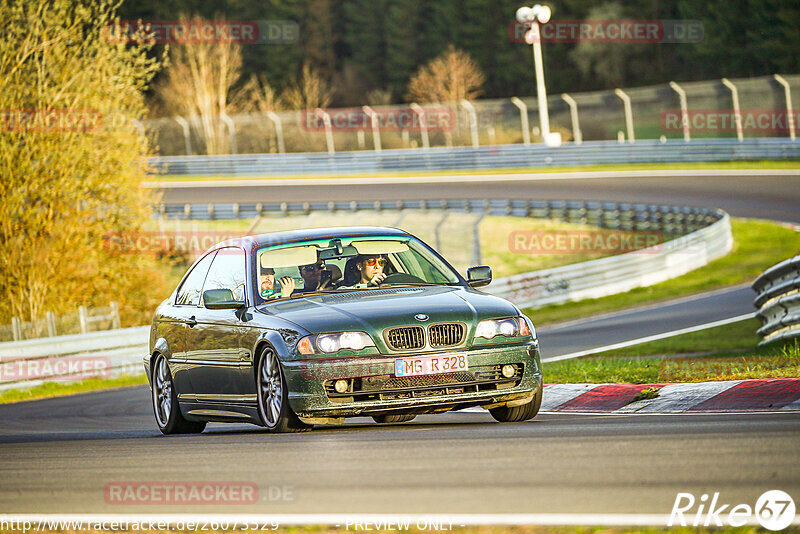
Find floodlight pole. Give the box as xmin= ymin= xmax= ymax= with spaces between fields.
xmin=530 ymin=21 xmax=551 ymax=143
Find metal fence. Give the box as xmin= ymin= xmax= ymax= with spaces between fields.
xmin=149 ymin=137 xmax=800 ymax=177
xmin=144 ymin=74 xmax=800 ymax=157
xmin=753 ymin=255 xmax=800 ymax=345
xmin=0 ymin=326 xmax=147 ymax=391
xmin=0 ymin=303 xmax=121 ymax=343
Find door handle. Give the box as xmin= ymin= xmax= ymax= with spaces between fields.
xmin=186 ymin=316 xmax=197 ymax=328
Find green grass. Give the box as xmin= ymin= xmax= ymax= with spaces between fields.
xmin=149 ymin=159 xmax=799 ymax=182
xmin=526 ymin=218 xmax=800 ymax=325
xmin=594 ymin=318 xmax=762 ymax=358
xmin=544 ymin=319 xmax=800 ymax=384
xmin=0 ymin=373 xmax=148 ymax=405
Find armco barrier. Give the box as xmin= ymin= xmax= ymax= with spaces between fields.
xmin=149 ymin=138 xmax=800 ymax=177
xmin=0 ymin=326 xmax=148 ymax=391
xmin=486 ymin=214 xmax=731 ymax=307
xmin=753 ymin=255 xmax=800 ymax=345
xmin=158 ymin=198 xmax=732 ymax=309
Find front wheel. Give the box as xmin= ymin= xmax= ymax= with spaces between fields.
xmin=256 ymin=346 xmax=311 ymax=433
xmin=489 ymin=390 xmax=541 ymax=423
xmin=151 ymin=354 xmax=206 ymax=435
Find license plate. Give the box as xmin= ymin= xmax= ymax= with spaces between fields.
xmin=395 ymin=354 xmax=468 ymax=377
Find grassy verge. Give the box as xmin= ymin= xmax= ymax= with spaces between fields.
xmin=149 ymin=159 xmax=800 ymax=182
xmin=0 ymin=373 xmax=148 ymax=405
xmin=544 ymin=319 xmax=800 ymax=384
xmin=526 ymin=218 xmax=800 ymax=325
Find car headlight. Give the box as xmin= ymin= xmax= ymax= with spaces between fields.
xmin=297 ymin=331 xmax=375 ymax=355
xmin=475 ymin=317 xmax=532 ymax=340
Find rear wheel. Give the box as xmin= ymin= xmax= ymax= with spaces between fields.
xmin=372 ymin=414 xmax=417 ymax=424
xmin=152 ymin=354 xmax=206 ymax=435
xmin=256 ymin=345 xmax=311 ymax=433
xmin=489 ymin=390 xmax=541 ymax=423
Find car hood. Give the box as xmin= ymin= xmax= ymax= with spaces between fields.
xmin=255 ymin=285 xmax=519 ymax=341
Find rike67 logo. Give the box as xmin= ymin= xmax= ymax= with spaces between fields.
xmin=669 ymin=490 xmax=796 ymax=530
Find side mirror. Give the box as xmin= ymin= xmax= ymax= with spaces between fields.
xmin=203 ymin=289 xmax=246 ymax=310
xmin=466 ymin=265 xmax=492 ymax=288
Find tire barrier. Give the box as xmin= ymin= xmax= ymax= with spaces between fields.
xmin=753 ymin=255 xmax=800 ymax=345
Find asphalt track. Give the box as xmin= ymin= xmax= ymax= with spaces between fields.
xmin=1 ymin=169 xmax=798 ymax=517
xmin=152 ymin=170 xmax=800 ymax=222
xmin=537 ymin=284 xmax=754 ymax=359
xmin=1 ymin=387 xmax=799 ymax=515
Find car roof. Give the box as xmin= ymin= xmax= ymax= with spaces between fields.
xmin=217 ymin=226 xmax=412 ymax=251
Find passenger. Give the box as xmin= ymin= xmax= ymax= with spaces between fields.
xmin=259 ymin=267 xmax=296 ymax=299
xmin=342 ymin=254 xmax=387 ymax=288
xmin=297 ymin=260 xmax=332 ymax=292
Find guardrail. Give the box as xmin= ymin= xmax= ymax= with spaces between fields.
xmin=0 ymin=326 xmax=148 ymax=392
xmin=158 ymin=198 xmax=732 ymax=310
xmin=149 ymin=138 xmax=800 ymax=177
xmin=752 ymin=255 xmax=800 ymax=345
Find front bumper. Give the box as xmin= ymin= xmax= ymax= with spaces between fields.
xmin=282 ymin=341 xmax=542 ymax=418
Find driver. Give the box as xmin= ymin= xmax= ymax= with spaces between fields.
xmin=259 ymin=266 xmax=296 ymax=299
xmin=346 ymin=254 xmax=387 ymax=288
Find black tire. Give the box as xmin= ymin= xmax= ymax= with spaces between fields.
xmin=372 ymin=414 xmax=417 ymax=424
xmin=489 ymin=389 xmax=542 ymax=423
xmin=151 ymin=354 xmax=206 ymax=435
xmin=256 ymin=345 xmax=311 ymax=433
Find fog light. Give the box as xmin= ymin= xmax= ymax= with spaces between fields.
xmin=334 ymin=379 xmax=349 ymax=394
xmin=501 ymin=364 xmax=515 ymax=378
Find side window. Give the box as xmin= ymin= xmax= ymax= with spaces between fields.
xmin=176 ymin=252 xmax=216 ymax=306
xmin=202 ymin=247 xmax=246 ymax=304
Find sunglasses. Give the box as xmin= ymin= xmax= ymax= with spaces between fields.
xmin=299 ymin=263 xmax=324 ymax=273
xmin=363 ymin=258 xmax=387 ymax=267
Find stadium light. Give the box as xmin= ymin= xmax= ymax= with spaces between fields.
xmin=516 ymin=4 xmax=560 ymax=147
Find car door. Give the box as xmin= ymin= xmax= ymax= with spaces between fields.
xmin=169 ymin=250 xmax=216 ymax=394
xmin=184 ymin=246 xmax=251 ymax=400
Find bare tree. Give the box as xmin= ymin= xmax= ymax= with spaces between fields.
xmin=156 ymin=14 xmax=243 ymax=154
xmin=231 ymin=74 xmax=281 ymax=113
xmin=406 ymin=45 xmax=485 ymax=103
xmin=281 ymin=63 xmax=333 ymax=110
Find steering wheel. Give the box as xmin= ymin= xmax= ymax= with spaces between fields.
xmin=380 ymin=272 xmax=426 ymax=285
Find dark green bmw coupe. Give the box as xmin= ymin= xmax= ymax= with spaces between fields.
xmin=145 ymin=227 xmax=543 ymax=434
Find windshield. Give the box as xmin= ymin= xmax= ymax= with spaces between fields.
xmin=254 ymin=235 xmax=461 ymax=303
